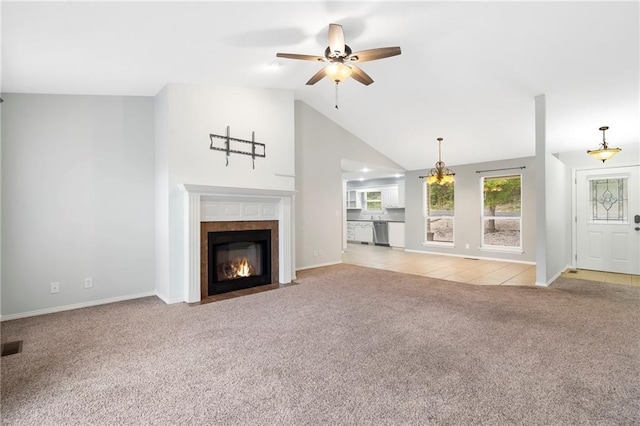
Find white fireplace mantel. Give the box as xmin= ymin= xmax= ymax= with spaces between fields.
xmin=178 ymin=184 xmax=296 ymax=303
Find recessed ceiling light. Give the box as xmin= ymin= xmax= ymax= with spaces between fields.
xmin=362 ymin=168 xmax=369 ymax=173
xmin=359 ymin=177 xmax=364 ymax=181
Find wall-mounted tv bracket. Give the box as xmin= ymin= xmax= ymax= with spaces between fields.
xmin=209 ymin=126 xmax=266 ymax=169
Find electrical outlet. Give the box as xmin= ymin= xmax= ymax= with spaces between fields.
xmin=465 ymin=244 xmax=470 ymax=249
xmin=318 ymin=250 xmax=323 ymax=256
xmin=84 ymin=277 xmax=93 ymax=289
xmin=50 ymin=282 xmax=60 ymax=294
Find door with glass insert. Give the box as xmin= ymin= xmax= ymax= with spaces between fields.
xmin=576 ymin=166 xmax=639 ymax=274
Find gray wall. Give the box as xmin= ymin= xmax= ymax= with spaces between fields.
xmin=1 ymin=94 xmax=156 ymax=318
xmin=295 ymin=101 xmax=403 ymax=269
xmin=405 ymin=156 xmax=537 ymax=262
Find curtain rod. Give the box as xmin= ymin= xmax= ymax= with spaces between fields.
xmin=475 ymin=166 xmax=526 ymax=174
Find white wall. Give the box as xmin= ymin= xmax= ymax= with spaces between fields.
xmin=294 ymin=101 xmax=404 ymax=269
xmin=535 ymin=94 xmax=572 ymax=286
xmin=1 ymin=94 xmax=156 ymax=318
xmin=154 ymin=84 xmax=295 ymax=302
xmin=405 ymin=156 xmax=537 ymax=262
xmin=544 ymin=154 xmax=570 ymax=281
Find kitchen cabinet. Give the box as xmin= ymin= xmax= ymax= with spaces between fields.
xmin=397 ymin=181 xmax=405 ymax=208
xmin=348 ymin=221 xmax=373 ymax=243
xmin=382 ymin=186 xmax=398 ymax=207
xmin=346 ymin=190 xmax=362 ymax=209
xmin=346 ymin=222 xmax=356 ymax=241
xmin=355 ymin=222 xmax=374 ymax=243
xmin=388 ymin=222 xmax=405 ymax=248
xmin=382 ymin=186 xmax=402 ymax=208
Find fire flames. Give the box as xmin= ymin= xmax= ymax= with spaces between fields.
xmin=223 ymin=257 xmax=253 ymax=279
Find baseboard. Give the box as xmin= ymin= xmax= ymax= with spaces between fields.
xmin=536 ymin=268 xmax=566 ymax=287
xmin=404 ymin=248 xmax=535 ymax=265
xmin=154 ymin=291 xmax=184 ymax=305
xmin=0 ymin=291 xmax=157 ymax=322
xmin=296 ymin=261 xmax=343 ymax=272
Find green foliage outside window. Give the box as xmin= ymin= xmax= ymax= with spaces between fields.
xmin=427 ymin=181 xmax=455 ymax=213
xmin=426 ymin=181 xmax=455 ymax=243
xmin=483 ymin=175 xmax=521 ymax=232
xmin=366 ymin=191 xmax=382 ymax=211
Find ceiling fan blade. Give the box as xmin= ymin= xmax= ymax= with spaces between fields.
xmin=348 ymin=47 xmax=401 ymax=63
xmin=349 ymin=65 xmax=374 ymax=86
xmin=306 ymin=67 xmax=328 ymax=85
xmin=276 ymin=53 xmax=326 ymax=62
xmin=328 ymin=24 xmax=345 ymax=57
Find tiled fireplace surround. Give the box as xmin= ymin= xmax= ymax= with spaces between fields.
xmin=179 ymin=184 xmax=296 ymax=303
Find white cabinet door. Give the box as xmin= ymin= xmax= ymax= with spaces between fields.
xmin=388 ymin=222 xmax=405 ymax=248
xmin=346 ymin=191 xmax=362 ymax=209
xmin=346 ymin=222 xmax=356 ymax=241
xmin=382 ymin=186 xmax=400 ymax=207
xmin=397 ymin=181 xmax=405 ymax=208
xmin=355 ymin=222 xmax=373 ymax=243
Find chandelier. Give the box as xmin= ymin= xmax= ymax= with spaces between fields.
xmin=420 ymin=137 xmax=455 ymax=185
xmin=587 ymin=126 xmax=621 ymax=163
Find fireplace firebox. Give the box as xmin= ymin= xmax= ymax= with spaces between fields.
xmin=207 ymin=229 xmax=272 ymax=295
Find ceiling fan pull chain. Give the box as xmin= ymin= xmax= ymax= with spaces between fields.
xmin=335 ymin=82 xmax=339 ymax=109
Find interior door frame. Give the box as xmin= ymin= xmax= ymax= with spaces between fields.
xmin=571 ymin=164 xmax=639 ymax=271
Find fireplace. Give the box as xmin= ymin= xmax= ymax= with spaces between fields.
xmin=201 ymin=220 xmax=279 ymax=299
xmin=208 ymin=229 xmax=271 ymax=295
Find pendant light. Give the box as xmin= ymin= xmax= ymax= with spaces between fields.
xmin=420 ymin=137 xmax=455 ymax=185
xmin=587 ymin=126 xmax=621 ymax=163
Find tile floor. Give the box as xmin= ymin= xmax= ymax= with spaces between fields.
xmin=342 ymin=243 xmax=640 ymax=287
xmin=343 ymin=243 xmax=536 ymax=286
xmin=560 ymin=268 xmax=640 ymax=286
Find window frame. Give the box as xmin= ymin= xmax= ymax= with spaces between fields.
xmin=480 ymin=173 xmax=523 ymax=252
xmin=363 ymin=189 xmax=383 ymax=213
xmin=422 ymin=180 xmax=455 ymax=247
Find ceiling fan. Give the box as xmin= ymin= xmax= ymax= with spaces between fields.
xmin=276 ymin=23 xmax=401 ymax=107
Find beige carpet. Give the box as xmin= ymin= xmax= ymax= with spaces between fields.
xmin=2 ymin=264 xmax=639 ymax=425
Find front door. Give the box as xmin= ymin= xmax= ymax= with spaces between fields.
xmin=576 ymin=166 xmax=639 ymax=274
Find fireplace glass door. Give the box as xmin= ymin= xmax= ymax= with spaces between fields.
xmin=215 ymin=241 xmax=264 ymax=281
xmin=208 ymin=229 xmax=271 ymax=295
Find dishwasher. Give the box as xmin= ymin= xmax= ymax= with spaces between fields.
xmin=373 ymin=221 xmax=389 ymax=246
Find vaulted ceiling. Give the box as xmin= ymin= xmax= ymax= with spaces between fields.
xmin=3 ymin=1 xmax=638 ymax=172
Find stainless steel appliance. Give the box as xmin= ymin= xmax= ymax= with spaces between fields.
xmin=373 ymin=221 xmax=389 ymax=246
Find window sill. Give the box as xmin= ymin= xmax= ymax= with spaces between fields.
xmin=479 ymin=246 xmax=523 ymax=254
xmin=421 ymin=241 xmax=454 ymax=248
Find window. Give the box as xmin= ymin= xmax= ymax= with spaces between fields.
xmin=425 ymin=181 xmax=454 ymax=244
xmin=364 ymin=190 xmax=382 ymax=211
xmin=589 ymin=177 xmax=627 ymax=223
xmin=481 ymin=175 xmax=521 ymax=249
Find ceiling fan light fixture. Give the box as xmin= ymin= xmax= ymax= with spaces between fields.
xmin=325 ymin=62 xmax=352 ymax=83
xmin=587 ymin=126 xmax=621 ymax=163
